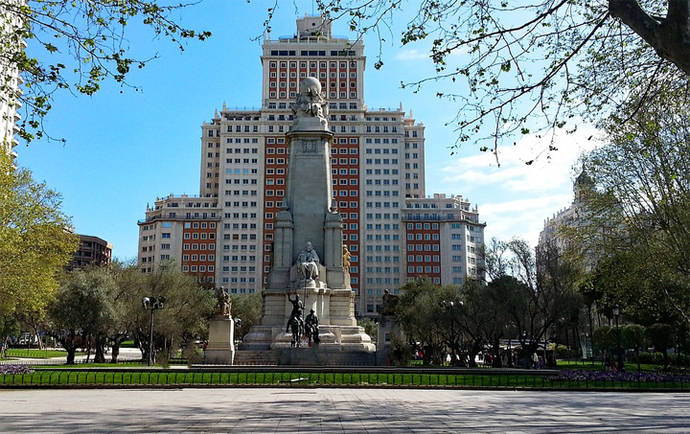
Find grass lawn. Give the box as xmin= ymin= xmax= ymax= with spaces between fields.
xmin=33 ymin=362 xmax=150 ymax=369
xmin=1 ymin=370 xmax=687 ymax=390
xmin=4 ymin=349 xmax=78 ymax=359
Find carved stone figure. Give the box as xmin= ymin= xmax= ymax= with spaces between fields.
xmin=297 ymin=241 xmax=320 ymax=281
xmin=215 ymin=287 xmax=231 ymax=317
xmin=382 ymin=289 xmax=399 ymax=316
xmin=305 ymin=309 xmax=320 ymax=344
xmin=342 ymin=244 xmax=351 ymax=273
xmin=292 ymin=77 xmax=328 ymax=122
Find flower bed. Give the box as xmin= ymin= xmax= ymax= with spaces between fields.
xmin=552 ymin=370 xmax=690 ymax=383
xmin=0 ymin=365 xmax=33 ymax=375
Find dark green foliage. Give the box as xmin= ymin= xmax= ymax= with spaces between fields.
xmin=230 ymin=293 xmax=262 ymax=341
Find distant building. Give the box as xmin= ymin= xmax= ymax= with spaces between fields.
xmin=67 ymin=234 xmax=113 ymax=269
xmin=0 ymin=0 xmax=25 ymax=160
xmin=538 ymin=167 xmax=596 ymax=268
xmin=136 ymin=16 xmax=485 ymax=317
xmin=138 ymin=195 xmax=220 ymax=284
xmin=402 ymin=194 xmax=485 ymax=291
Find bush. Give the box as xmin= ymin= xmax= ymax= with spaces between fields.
xmin=182 ymin=345 xmax=203 ymax=366
xmin=554 ymin=345 xmax=580 ymax=359
xmin=633 ymin=352 xmax=690 ymax=366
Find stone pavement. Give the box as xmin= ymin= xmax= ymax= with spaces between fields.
xmin=1 ymin=388 xmax=689 ymax=432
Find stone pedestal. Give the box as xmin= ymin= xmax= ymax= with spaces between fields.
xmin=205 ymin=316 xmax=235 ymax=364
xmin=376 ymin=314 xmax=399 ymax=365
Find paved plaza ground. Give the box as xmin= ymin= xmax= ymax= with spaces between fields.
xmin=1 ymin=388 xmax=689 ymax=432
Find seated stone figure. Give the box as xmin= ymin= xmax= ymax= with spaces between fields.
xmin=297 ymin=241 xmax=320 ymax=282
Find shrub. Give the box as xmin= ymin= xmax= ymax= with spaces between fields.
xmin=182 ymin=345 xmax=203 ymax=366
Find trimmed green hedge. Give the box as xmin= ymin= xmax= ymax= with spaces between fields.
xmin=1 ymin=369 xmax=688 ymax=390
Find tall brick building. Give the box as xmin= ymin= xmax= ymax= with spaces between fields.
xmin=137 ymin=16 xmax=485 ymax=317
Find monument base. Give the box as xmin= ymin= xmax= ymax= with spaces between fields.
xmin=233 ymin=347 xmax=375 ymax=366
xmin=240 ymin=325 xmax=375 ymax=352
xmin=205 ymin=316 xmax=235 ymax=365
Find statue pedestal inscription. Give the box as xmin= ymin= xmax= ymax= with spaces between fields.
xmin=240 ymin=78 xmax=375 ymax=361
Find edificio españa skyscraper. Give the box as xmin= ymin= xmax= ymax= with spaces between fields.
xmin=137 ymin=16 xmax=485 ymax=317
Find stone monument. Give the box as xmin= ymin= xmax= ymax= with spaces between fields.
xmin=240 ymin=78 xmax=375 ymax=363
xmin=205 ymin=287 xmax=235 ymax=364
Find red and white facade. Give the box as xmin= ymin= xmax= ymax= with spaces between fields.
xmin=137 ymin=16 xmax=484 ymax=317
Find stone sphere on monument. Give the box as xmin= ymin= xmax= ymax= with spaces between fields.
xmin=299 ymin=76 xmax=322 ymax=95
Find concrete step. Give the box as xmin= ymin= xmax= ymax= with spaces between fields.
xmin=233 ymin=350 xmax=280 ymax=365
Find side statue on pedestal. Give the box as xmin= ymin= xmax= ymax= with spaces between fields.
xmin=215 ymin=287 xmax=231 ymax=318
xmin=297 ymin=241 xmax=320 ymax=282
xmin=342 ymin=244 xmax=351 ymax=273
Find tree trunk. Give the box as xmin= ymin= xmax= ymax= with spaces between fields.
xmin=492 ymin=339 xmax=503 ymax=368
xmin=467 ymin=341 xmax=480 ymax=368
xmin=94 ymin=338 xmax=106 ymax=364
xmin=66 ymin=348 xmax=76 ymax=365
xmin=111 ymin=344 xmax=120 ymax=363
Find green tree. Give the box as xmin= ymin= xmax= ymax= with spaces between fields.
xmin=107 ymin=260 xmax=142 ymax=363
xmin=578 ymin=90 xmax=690 ymax=326
xmin=621 ymin=324 xmax=646 ymax=371
xmin=463 ymin=278 xmax=513 ymax=367
xmin=0 ymin=314 xmax=20 ymax=358
xmin=122 ymin=263 xmax=215 ymax=364
xmin=646 ymin=323 xmax=674 ymax=367
xmin=230 ymin=292 xmax=262 ymax=342
xmin=0 ymin=0 xmax=211 ymax=144
xmin=509 ymin=238 xmax=579 ymax=364
xmin=267 ymin=1 xmax=688 ymax=157
xmin=0 ymin=152 xmax=78 ymax=321
xmin=396 ymin=277 xmax=448 ymax=365
xmin=48 ymin=267 xmax=116 ymax=364
xmin=592 ymin=325 xmax=616 ymax=358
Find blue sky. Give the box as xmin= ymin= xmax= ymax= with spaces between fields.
xmin=16 ymin=0 xmax=599 ymax=260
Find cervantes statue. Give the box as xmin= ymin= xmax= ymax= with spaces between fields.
xmin=297 ymin=241 xmax=320 ymax=282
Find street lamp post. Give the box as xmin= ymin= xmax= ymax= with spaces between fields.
xmin=612 ymin=306 xmax=624 ymax=372
xmin=142 ymin=296 xmax=165 ymax=366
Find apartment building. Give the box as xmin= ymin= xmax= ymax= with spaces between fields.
xmin=67 ymin=234 xmax=113 ymax=270
xmin=0 ymin=0 xmax=24 ymax=160
xmin=137 ymin=15 xmax=484 ymax=316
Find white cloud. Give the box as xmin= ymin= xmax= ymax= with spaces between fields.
xmin=480 ymin=195 xmax=573 ymax=245
xmin=395 ymin=48 xmax=429 ymax=61
xmin=441 ymin=126 xmax=602 ymax=194
xmin=437 ymin=126 xmax=603 ymax=246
